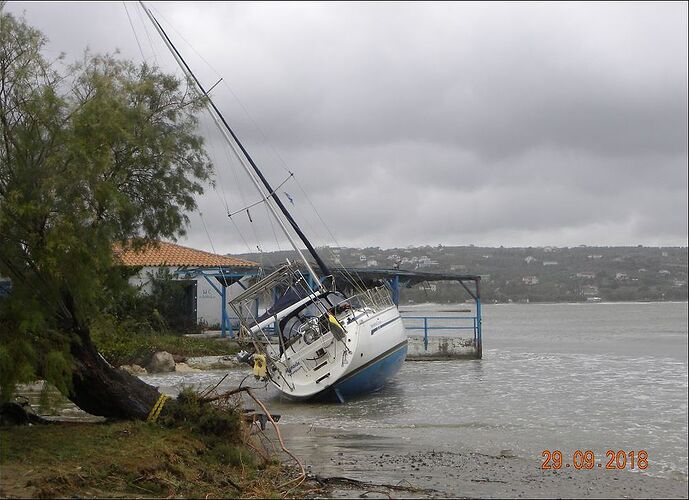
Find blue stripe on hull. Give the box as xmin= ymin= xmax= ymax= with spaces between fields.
xmin=312 ymin=342 xmax=408 ymax=403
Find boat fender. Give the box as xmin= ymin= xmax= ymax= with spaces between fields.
xmin=328 ymin=313 xmax=346 ymax=340
xmin=253 ymin=354 xmax=267 ymax=379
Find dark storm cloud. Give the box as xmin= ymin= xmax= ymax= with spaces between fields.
xmin=5 ymin=1 xmax=687 ymax=253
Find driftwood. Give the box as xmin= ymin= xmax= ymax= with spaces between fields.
xmin=309 ymin=474 xmax=440 ymax=495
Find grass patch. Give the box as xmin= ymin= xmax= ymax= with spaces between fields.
xmin=1 ymin=390 xmax=315 ymax=498
xmin=92 ymin=317 xmax=239 ymax=366
xmin=0 ymin=419 xmax=306 ymax=498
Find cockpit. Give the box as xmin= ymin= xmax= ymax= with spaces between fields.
xmin=279 ymin=291 xmax=349 ymax=350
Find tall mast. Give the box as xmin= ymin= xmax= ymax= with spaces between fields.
xmin=139 ymin=3 xmax=331 ymax=284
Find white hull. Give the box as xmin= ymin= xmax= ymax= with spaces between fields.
xmin=267 ymin=305 xmax=407 ymax=400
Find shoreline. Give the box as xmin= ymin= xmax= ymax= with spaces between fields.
xmin=400 ymin=300 xmax=689 ymax=309
xmin=277 ymin=424 xmax=688 ymax=499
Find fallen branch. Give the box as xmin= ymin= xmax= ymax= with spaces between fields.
xmin=310 ymin=474 xmax=439 ymax=494
xmin=199 ymin=386 xmax=306 ymax=495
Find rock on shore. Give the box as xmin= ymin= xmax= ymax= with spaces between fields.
xmin=146 ymin=351 xmax=176 ymax=373
xmin=185 ymin=355 xmax=243 ymax=370
xmin=174 ymin=362 xmax=201 ymax=373
xmin=121 ymin=351 xmax=246 ymax=375
xmin=119 ymin=364 xmax=148 ymax=375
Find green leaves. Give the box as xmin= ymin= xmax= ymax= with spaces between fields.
xmin=0 ymin=10 xmax=213 ymax=399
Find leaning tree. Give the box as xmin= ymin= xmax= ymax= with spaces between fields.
xmin=0 ymin=10 xmax=213 ymax=419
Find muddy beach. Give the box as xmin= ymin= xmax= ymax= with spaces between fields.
xmin=281 ymin=425 xmax=687 ymax=498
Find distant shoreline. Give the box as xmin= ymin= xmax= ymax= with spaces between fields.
xmin=400 ymin=300 xmax=689 ymax=309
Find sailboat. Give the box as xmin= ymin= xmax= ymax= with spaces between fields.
xmin=141 ymin=3 xmax=407 ymax=402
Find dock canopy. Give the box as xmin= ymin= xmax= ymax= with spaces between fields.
xmin=330 ymin=268 xmax=481 ymax=288
xmin=260 ymin=264 xmax=482 ymax=302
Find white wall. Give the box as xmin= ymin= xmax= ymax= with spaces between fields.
xmin=128 ymin=266 xmax=248 ymax=328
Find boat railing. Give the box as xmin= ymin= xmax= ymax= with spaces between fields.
xmin=401 ymin=314 xmax=480 ymax=350
xmin=346 ymin=285 xmax=395 ymax=314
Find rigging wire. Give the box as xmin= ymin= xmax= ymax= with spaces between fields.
xmin=199 ymin=118 xmax=230 ymax=213
xmin=226 ymin=173 xmax=293 ymax=218
xmin=126 ymin=7 xmax=268 ymax=284
xmin=216 ymin=137 xmax=274 ymax=269
xmin=198 ymin=210 xmax=235 ymax=302
xmin=143 ymin=5 xmax=327 ymax=261
xmin=147 ymin=5 xmax=225 ymax=82
xmin=135 ymin=3 xmax=160 ymax=63
xmin=216 ymin=74 xmax=369 ymax=293
xmin=292 ymin=177 xmax=369 ymax=293
xmin=264 ymin=202 xmax=283 ymax=253
xmin=123 ymin=1 xmax=146 ymax=61
xmin=188 ymin=44 xmax=370 ymax=293
xmin=198 ymin=116 xmax=269 ymax=270
xmin=196 ymin=109 xmax=273 ymax=272
xmin=142 ymin=3 xmax=369 ymax=295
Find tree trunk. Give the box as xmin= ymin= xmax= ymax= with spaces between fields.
xmin=68 ymin=333 xmax=162 ymax=420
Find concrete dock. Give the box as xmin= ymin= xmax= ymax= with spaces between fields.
xmin=406 ymin=334 xmax=479 ymax=360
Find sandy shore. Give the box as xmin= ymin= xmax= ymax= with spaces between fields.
xmin=278 ymin=425 xmax=687 ymax=499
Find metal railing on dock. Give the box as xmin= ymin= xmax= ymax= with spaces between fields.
xmin=401 ymin=310 xmax=482 ymax=359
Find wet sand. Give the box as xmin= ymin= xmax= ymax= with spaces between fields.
xmin=280 ymin=425 xmax=688 ymax=499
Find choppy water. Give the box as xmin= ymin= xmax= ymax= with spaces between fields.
xmin=143 ymin=302 xmax=688 ymax=480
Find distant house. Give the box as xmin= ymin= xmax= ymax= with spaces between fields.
xmin=615 ymin=273 xmax=628 ymax=281
xmin=524 ymin=256 xmax=537 ymax=264
xmin=576 ymin=272 xmax=596 ymax=279
xmin=580 ymin=285 xmax=599 ymax=296
xmin=450 ymin=264 xmax=467 ymax=272
xmin=543 ymin=261 xmax=558 ymax=266
xmin=359 ymin=255 xmax=367 ymax=261
xmin=417 ymin=257 xmax=438 ymax=268
xmin=366 ymin=259 xmax=379 ymax=268
xmin=588 ymin=254 xmax=603 ymax=259
xmin=522 ymin=276 xmax=539 ymax=285
xmin=116 ymin=241 xmax=258 ymax=327
xmin=659 ymin=269 xmax=671 ymax=275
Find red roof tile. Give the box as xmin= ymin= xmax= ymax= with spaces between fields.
xmin=116 ymin=241 xmax=257 ymax=268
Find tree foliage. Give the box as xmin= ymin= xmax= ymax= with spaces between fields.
xmin=0 ymin=10 xmax=213 ymax=402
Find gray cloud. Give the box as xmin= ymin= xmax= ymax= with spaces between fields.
xmin=5 ymin=1 xmax=688 ymax=254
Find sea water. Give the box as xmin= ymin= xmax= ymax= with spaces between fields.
xmin=142 ymin=301 xmax=688 ymax=479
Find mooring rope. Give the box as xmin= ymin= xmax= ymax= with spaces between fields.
xmin=147 ymin=393 xmax=170 ymax=422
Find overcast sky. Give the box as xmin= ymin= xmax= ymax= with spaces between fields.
xmin=6 ymin=1 xmax=688 ymax=253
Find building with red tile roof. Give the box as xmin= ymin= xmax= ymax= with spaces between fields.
xmin=116 ymin=241 xmax=258 ymax=328
xmin=116 ymin=241 xmax=258 ymax=268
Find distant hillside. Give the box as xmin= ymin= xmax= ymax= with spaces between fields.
xmin=236 ymin=245 xmax=688 ymax=304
